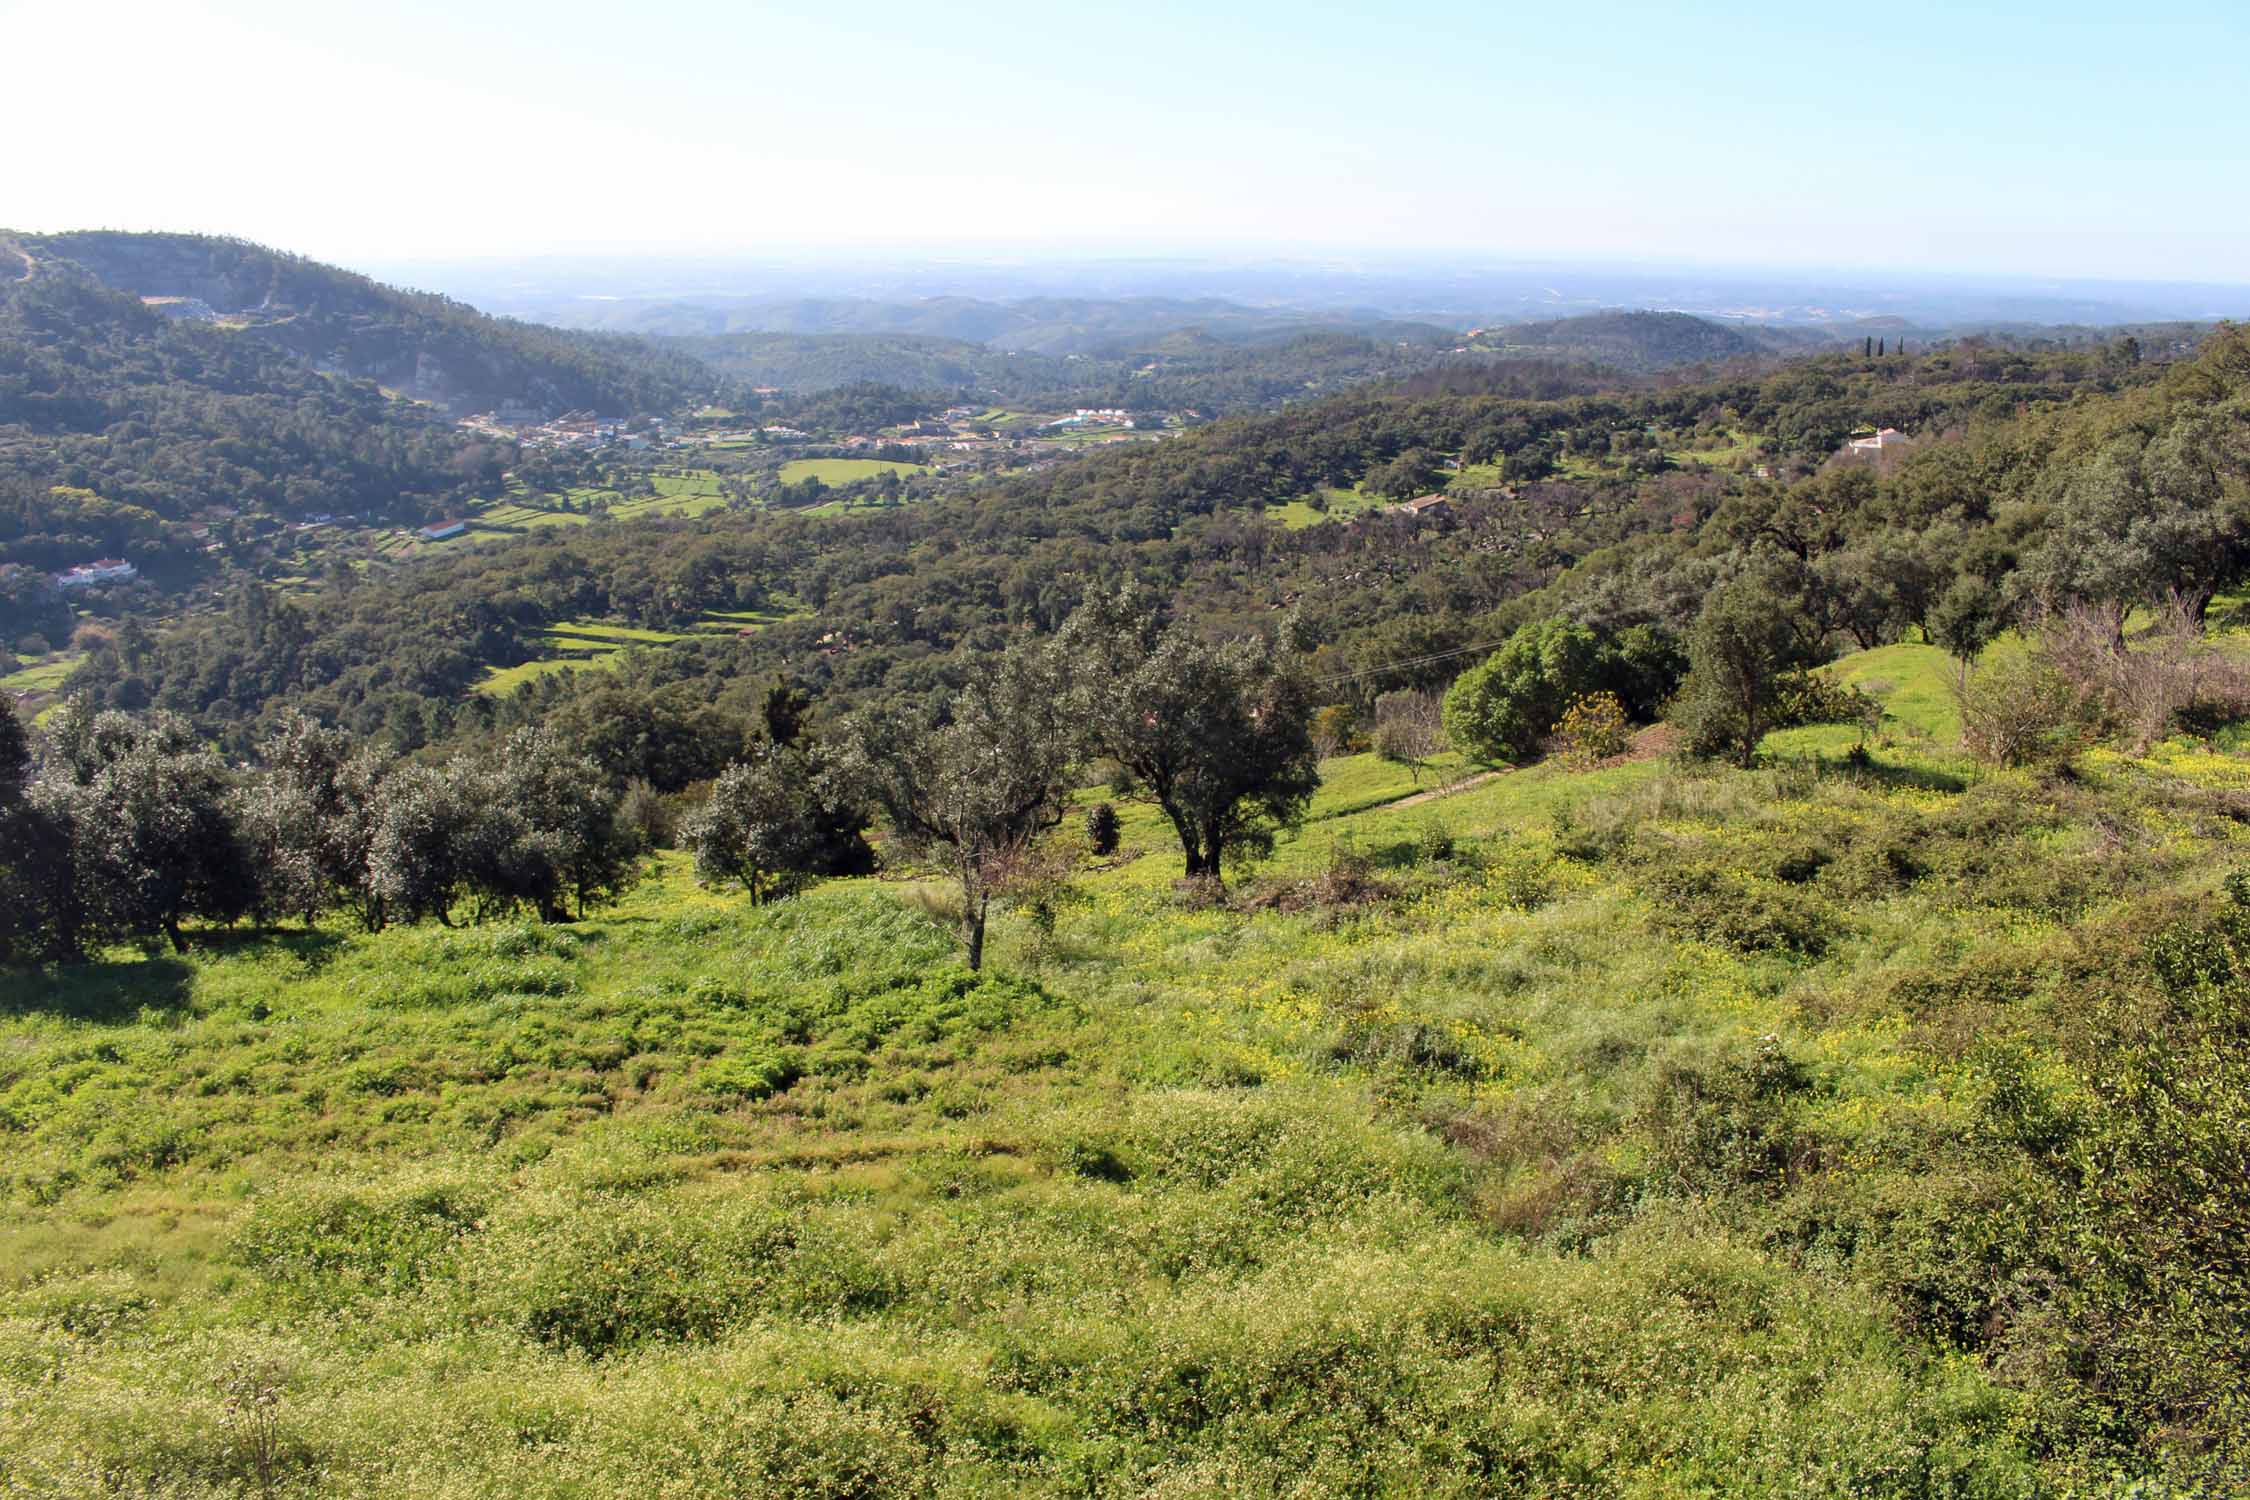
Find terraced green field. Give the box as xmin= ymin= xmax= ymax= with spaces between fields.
xmin=472 ymin=611 xmax=801 ymax=695
xmin=0 ymin=655 xmax=78 ymax=695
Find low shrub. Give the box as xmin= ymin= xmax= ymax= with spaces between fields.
xmin=1646 ymin=1035 xmax=1822 ymax=1194
xmin=695 ymin=1046 xmax=803 ymax=1101
xmin=1084 ymin=801 xmax=1121 ymax=857
xmin=1770 ymin=670 xmax=1884 ymax=733
xmin=233 ymin=1180 xmax=488 ymax=1304
xmin=1958 ymin=650 xmax=2110 ymax=767
xmin=462 ymin=1195 xmax=867 ymax=1354
xmin=1635 ymin=854 xmax=1841 ymax=956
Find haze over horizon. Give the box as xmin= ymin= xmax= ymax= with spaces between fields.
xmin=11 ymin=0 xmax=2249 ymax=284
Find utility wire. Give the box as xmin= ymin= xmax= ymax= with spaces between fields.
xmin=1310 ymin=636 xmax=1512 ymax=686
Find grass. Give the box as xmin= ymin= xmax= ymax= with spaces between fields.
xmin=1667 ymin=427 xmax=1763 ymax=466
xmin=777 ymin=458 xmax=927 ymax=486
xmin=1762 ymin=640 xmax=1967 ymax=759
xmin=1270 ymin=484 xmax=1386 ymax=529
xmin=6 ymin=719 xmax=2250 ymax=1492
xmin=0 ymin=654 xmax=78 ymax=695
xmin=471 ymin=613 xmax=797 ymax=694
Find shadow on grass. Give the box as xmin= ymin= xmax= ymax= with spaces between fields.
xmin=1370 ymin=838 xmax=1426 ymax=871
xmin=1802 ymin=749 xmax=1970 ymax=795
xmin=0 ymin=954 xmax=195 ymax=1023
xmin=191 ymin=924 xmax=350 ymax=970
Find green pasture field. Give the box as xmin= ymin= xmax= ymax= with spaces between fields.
xmin=1270 ymin=484 xmax=1386 ymax=529
xmin=1668 ymin=427 xmax=1762 ymax=466
xmin=0 ymin=655 xmax=79 ymax=695
xmin=777 ymin=458 xmax=928 ymax=486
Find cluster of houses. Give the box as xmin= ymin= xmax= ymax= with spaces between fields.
xmin=460 ymin=410 xmax=672 ymax=452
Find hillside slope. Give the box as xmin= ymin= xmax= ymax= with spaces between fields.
xmin=13 ymin=231 xmax=710 ymax=418
xmin=1478 ymin=309 xmax=1781 ymax=370
xmin=5 ymin=716 xmax=2248 ymax=1494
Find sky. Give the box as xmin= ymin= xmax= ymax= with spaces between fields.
xmin=7 ymin=0 xmax=2249 ymax=282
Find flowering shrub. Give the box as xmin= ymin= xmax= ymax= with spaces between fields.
xmin=1553 ymin=691 xmax=1631 ymax=768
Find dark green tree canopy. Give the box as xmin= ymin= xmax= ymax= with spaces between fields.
xmin=1673 ymin=566 xmax=1823 ymax=767
xmin=1058 ymin=586 xmax=1319 ymax=881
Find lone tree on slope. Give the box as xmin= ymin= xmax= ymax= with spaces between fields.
xmin=1058 ymin=585 xmax=1319 ymax=885
xmin=833 ymin=631 xmax=1080 ymax=970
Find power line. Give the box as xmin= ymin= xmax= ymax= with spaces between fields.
xmin=1310 ymin=636 xmax=1511 ymax=687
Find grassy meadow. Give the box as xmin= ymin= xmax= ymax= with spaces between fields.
xmin=777 ymin=459 xmax=927 ymax=486
xmin=5 ymin=647 xmax=2249 ymax=1495
xmin=1270 ymin=485 xmax=1388 ymax=529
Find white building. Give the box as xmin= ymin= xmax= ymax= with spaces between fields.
xmin=1847 ymin=427 xmax=1906 ymax=455
xmin=55 ymin=558 xmax=138 ymax=588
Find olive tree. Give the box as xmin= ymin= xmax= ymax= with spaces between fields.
xmin=0 ymin=697 xmax=58 ymax=962
xmin=833 ymin=633 xmax=1079 ymax=970
xmin=474 ymin=727 xmax=638 ymax=922
xmin=236 ymin=712 xmax=388 ymax=928
xmin=53 ymin=711 xmax=260 ymax=953
xmin=687 ymin=749 xmax=831 ymax=904
xmin=365 ymin=762 xmax=476 ymax=927
xmin=1058 ymin=586 xmax=1318 ymax=884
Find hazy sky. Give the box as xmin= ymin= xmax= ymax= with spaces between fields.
xmin=9 ymin=0 xmax=2248 ymax=280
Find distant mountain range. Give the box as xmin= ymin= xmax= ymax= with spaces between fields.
xmin=490 ymin=290 xmax=1456 ymax=359
xmin=375 ymin=252 xmax=2250 ymax=336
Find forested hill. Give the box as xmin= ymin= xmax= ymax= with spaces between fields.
xmin=70 ymin=327 xmax=2213 ymax=775
xmin=9 ymin=231 xmax=712 ymax=418
xmin=0 ymin=232 xmax=723 ymax=583
xmin=1471 ymin=310 xmax=1793 ymax=371
xmin=670 ymin=325 xmax=1463 ymax=409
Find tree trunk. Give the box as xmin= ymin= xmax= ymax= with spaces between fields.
xmin=1165 ymin=804 xmax=1205 ymax=878
xmin=963 ymin=895 xmax=987 ymax=972
xmin=164 ymin=914 xmax=188 ymax=954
